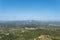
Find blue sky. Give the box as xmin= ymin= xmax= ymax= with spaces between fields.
xmin=0 ymin=0 xmax=60 ymax=21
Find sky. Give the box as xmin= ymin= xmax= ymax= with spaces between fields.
xmin=0 ymin=0 xmax=60 ymax=21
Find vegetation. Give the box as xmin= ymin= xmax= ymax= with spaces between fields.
xmin=0 ymin=21 xmax=60 ymax=40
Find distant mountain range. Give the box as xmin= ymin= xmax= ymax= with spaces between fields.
xmin=0 ymin=20 xmax=60 ymax=24
xmin=0 ymin=20 xmax=60 ymax=28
